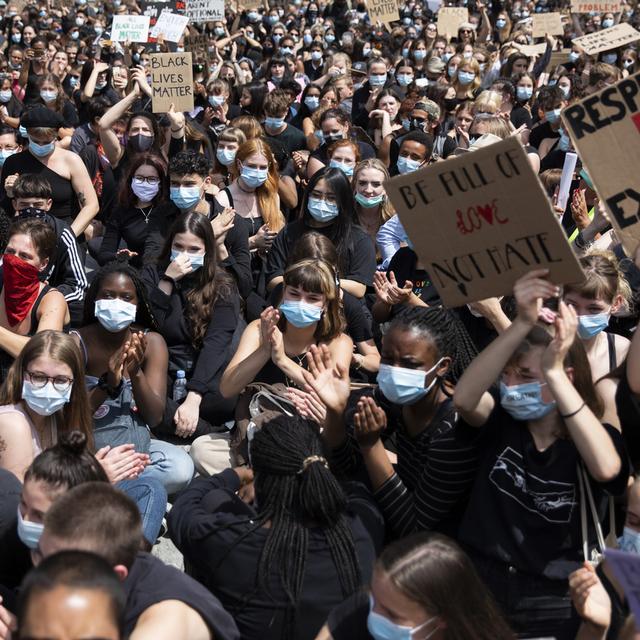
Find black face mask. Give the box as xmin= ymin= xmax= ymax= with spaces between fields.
xmin=443 ymin=97 xmax=458 ymax=112
xmin=128 ymin=134 xmax=154 ymax=153
xmin=18 ymin=206 xmax=48 ymax=220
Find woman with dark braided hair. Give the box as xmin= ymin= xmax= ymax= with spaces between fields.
xmin=304 ymin=306 xmax=481 ymax=539
xmin=169 ymin=413 xmax=382 ymax=640
xmin=71 ymin=260 xmax=194 ymax=494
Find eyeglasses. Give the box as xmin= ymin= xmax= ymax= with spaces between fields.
xmin=133 ymin=175 xmax=161 ymax=185
xmin=25 ymin=371 xmax=74 ymax=392
xmin=460 ymin=29 xmax=473 ymax=34
xmin=310 ymin=190 xmax=337 ymax=204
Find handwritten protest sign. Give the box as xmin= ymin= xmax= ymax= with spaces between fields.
xmin=570 ymin=0 xmax=620 ymax=12
xmin=186 ymin=0 xmax=224 ymax=23
xmin=150 ymin=11 xmax=189 ymax=42
xmin=366 ymin=0 xmax=399 ymax=24
xmin=111 ymin=15 xmax=150 ymax=42
xmin=606 ymin=549 xmax=640 ymax=629
xmin=518 ymin=43 xmax=548 ymax=57
xmin=385 ymin=137 xmax=584 ymax=307
xmin=437 ymin=7 xmax=469 ymax=39
xmin=547 ymin=48 xmax=571 ymax=70
xmin=150 ymin=52 xmax=194 ymax=113
xmin=532 ymin=12 xmax=563 ymax=38
xmin=140 ymin=0 xmax=185 ymax=31
xmin=562 ymin=71 xmax=640 ymax=255
xmin=184 ymin=34 xmax=209 ymax=56
xmin=572 ymin=22 xmax=640 ymax=55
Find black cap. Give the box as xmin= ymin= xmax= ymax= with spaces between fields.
xmin=20 ymin=107 xmax=63 ymax=130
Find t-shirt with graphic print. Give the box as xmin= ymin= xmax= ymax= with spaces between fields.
xmin=457 ymin=395 xmax=629 ymax=580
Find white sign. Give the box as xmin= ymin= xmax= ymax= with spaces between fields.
xmin=111 ymin=15 xmax=150 ymax=42
xmin=186 ymin=0 xmax=224 ymax=22
xmin=150 ymin=11 xmax=189 ymax=42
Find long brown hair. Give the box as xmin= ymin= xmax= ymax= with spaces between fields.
xmin=377 ymin=533 xmax=514 ymax=640
xmin=119 ymin=152 xmax=167 ymax=209
xmin=158 ymin=212 xmax=235 ymax=347
xmin=0 ymin=331 xmax=94 ymax=449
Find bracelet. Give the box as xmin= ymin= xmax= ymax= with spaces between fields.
xmin=560 ymin=402 xmax=586 ymax=419
xmin=97 ymin=373 xmax=124 ymax=399
xmin=160 ymin=274 xmax=176 ymax=286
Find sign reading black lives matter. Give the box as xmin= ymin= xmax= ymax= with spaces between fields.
xmin=150 ymin=52 xmax=194 ymax=113
xmin=385 ymin=137 xmax=585 ymax=307
xmin=562 ymin=71 xmax=640 ymax=255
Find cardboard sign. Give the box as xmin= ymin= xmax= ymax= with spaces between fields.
xmin=561 ymin=71 xmax=640 ymax=255
xmin=384 ymin=137 xmax=584 ymax=307
xmin=518 ymin=43 xmax=548 ymax=57
xmin=366 ymin=0 xmax=399 ymax=25
xmin=606 ymin=549 xmax=640 ymax=629
xmin=184 ymin=34 xmax=209 ymax=56
xmin=572 ymin=22 xmax=640 ymax=55
xmin=150 ymin=52 xmax=194 ymax=113
xmin=186 ymin=0 xmax=224 ymax=23
xmin=548 ymin=48 xmax=571 ymax=71
xmin=437 ymin=7 xmax=469 ymax=40
xmin=570 ymin=0 xmax=620 ymax=12
xmin=111 ymin=15 xmax=151 ymax=42
xmin=532 ymin=12 xmax=564 ymax=38
xmin=150 ymin=11 xmax=189 ymax=41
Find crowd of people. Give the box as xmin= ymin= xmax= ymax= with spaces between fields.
xmin=0 ymin=0 xmax=638 ymax=637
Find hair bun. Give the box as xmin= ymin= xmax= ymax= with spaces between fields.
xmin=58 ymin=431 xmax=88 ymax=456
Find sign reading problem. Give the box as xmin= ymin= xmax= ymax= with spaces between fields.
xmin=562 ymin=71 xmax=640 ymax=255
xmin=150 ymin=52 xmax=194 ymax=113
xmin=570 ymin=0 xmax=620 ymax=12
xmin=366 ymin=0 xmax=399 ymax=24
xmin=572 ymin=22 xmax=640 ymax=55
xmin=385 ymin=137 xmax=584 ymax=307
xmin=437 ymin=7 xmax=469 ymax=40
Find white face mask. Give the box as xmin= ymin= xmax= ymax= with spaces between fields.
xmin=94 ymin=298 xmax=137 ymax=332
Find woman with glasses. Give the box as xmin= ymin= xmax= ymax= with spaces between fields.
xmin=0 ymin=219 xmax=69 ymax=383
xmin=267 ymin=167 xmax=376 ymax=300
xmin=0 ymin=330 xmax=92 ymax=482
xmin=97 ymin=153 xmax=167 ymax=269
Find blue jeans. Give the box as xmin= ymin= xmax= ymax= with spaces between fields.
xmin=141 ymin=439 xmax=194 ymax=495
xmin=117 ymin=477 xmax=167 ymax=545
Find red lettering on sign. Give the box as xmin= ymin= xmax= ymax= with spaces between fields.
xmin=633 ymin=113 xmax=640 ymax=135
xmin=456 ymin=200 xmax=508 ymax=235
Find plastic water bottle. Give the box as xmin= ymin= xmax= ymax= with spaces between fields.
xmin=173 ymin=370 xmax=187 ymax=402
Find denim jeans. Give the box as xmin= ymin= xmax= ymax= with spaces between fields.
xmin=469 ymin=551 xmax=580 ymax=640
xmin=141 ymin=439 xmax=194 ymax=495
xmin=118 ymin=476 xmax=167 ymax=545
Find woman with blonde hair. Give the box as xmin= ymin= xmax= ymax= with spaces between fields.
xmin=448 ymin=58 xmax=482 ymax=102
xmin=211 ymin=126 xmax=246 ymax=188
xmin=0 ymin=330 xmax=93 ymax=481
xmin=352 ymin=159 xmax=394 ymax=257
xmin=473 ymin=90 xmax=503 ymax=116
xmin=229 ymin=114 xmax=264 ymax=140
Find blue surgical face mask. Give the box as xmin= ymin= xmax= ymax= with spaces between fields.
xmin=457 ymin=71 xmax=475 ymax=85
xmin=208 ymin=94 xmax=225 ymax=107
xmin=569 ymin=51 xmax=580 ymax=62
xmin=0 ymin=148 xmax=17 ymax=167
xmin=448 ymin=64 xmax=458 ymax=77
xmin=499 ymin=381 xmax=556 ymax=421
xmin=369 ymin=73 xmax=387 ymax=87
xmin=602 ymin=18 xmax=614 ymax=28
xmin=17 ymin=507 xmax=44 ymax=550
xmin=559 ymin=85 xmax=570 ymax=99
xmin=170 ymin=185 xmax=201 ymax=210
xmin=413 ymin=49 xmax=427 ymax=61
xmin=171 ymin=249 xmax=205 ymax=271
xmin=280 ymin=47 xmax=293 ymax=55
xmin=308 ymin=196 xmax=339 ymax=222
xmin=619 ymin=526 xmax=640 ymax=554
xmin=397 ymin=156 xmax=422 ymax=174
xmin=311 ymin=50 xmax=323 ymax=61
xmin=367 ymin=595 xmax=438 ymax=640
xmin=22 ymin=380 xmax=72 ymax=417
xmin=240 ymin=165 xmax=268 ymax=188
xmin=95 ymin=298 xmax=137 ymax=333
xmin=280 ymin=299 xmax=323 ymax=328
xmin=264 ymin=116 xmax=285 ymax=130
xmin=355 ymin=192 xmax=384 ymax=208
xmin=396 ymin=73 xmax=413 ymax=86
xmin=602 ymin=52 xmax=617 ymax=64
xmin=377 ymin=359 xmax=444 ymax=406
xmin=216 ymin=147 xmax=236 ymax=166
xmin=305 ymin=95 xmax=320 ymax=111
xmin=402 ymin=47 xmax=410 ymax=58
xmin=28 ymin=137 xmax=55 ymax=157
xmin=577 ymin=312 xmax=610 ymax=339
xmin=401 ymin=118 xmax=411 ymax=131
xmin=517 ymin=86 xmax=533 ymax=101
xmin=303 ymin=34 xmax=313 ymax=45
xmin=0 ymin=90 xmax=12 ymax=103
xmin=496 ymin=18 xmax=507 ymax=28
xmin=442 ymin=52 xmax=453 ymax=63
xmin=329 ymin=159 xmax=354 ymax=176
xmin=325 ymin=34 xmax=335 ymax=43
xmin=558 ymin=127 xmax=572 ymax=151
xmin=545 ymin=108 xmax=562 ymax=124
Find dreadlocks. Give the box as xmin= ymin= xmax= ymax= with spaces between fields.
xmin=389 ymin=306 xmax=477 ymax=383
xmin=250 ymin=414 xmax=362 ymax=639
xmin=82 ymin=259 xmax=159 ymax=331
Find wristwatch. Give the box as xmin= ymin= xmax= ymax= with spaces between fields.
xmin=97 ymin=373 xmax=124 ymax=399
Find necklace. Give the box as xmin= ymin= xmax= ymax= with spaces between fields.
xmin=137 ymin=206 xmax=153 ymax=224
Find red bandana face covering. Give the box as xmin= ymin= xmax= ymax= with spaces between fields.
xmin=3 ymin=253 xmax=41 ymax=327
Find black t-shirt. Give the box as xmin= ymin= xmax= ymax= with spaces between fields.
xmin=266 ymin=219 xmax=376 ymax=288
xmin=267 ymin=123 xmax=307 ymax=156
xmin=529 ymin=121 xmax=558 ymax=150
xmin=328 ymin=591 xmax=371 ymax=640
xmin=457 ymin=400 xmax=629 ymax=579
xmin=123 ymin=552 xmax=240 ymax=640
xmin=387 ymin=247 xmax=440 ymax=306
xmin=615 ymin=371 xmax=640 ymax=470
xmin=510 ymin=105 xmax=533 ymax=130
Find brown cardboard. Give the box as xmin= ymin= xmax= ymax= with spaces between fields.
xmin=150 ymin=52 xmax=194 ymax=113
xmin=532 ymin=12 xmax=564 ymax=38
xmin=437 ymin=7 xmax=469 ymax=40
xmin=561 ymin=71 xmax=640 ymax=255
xmin=547 ymin=48 xmax=571 ymax=71
xmin=518 ymin=43 xmax=548 ymax=57
xmin=184 ymin=33 xmax=209 ymax=56
xmin=366 ymin=0 xmax=399 ymax=25
xmin=572 ymin=22 xmax=640 ymax=55
xmin=570 ymin=0 xmax=621 ymax=12
xmin=384 ymin=137 xmax=584 ymax=307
